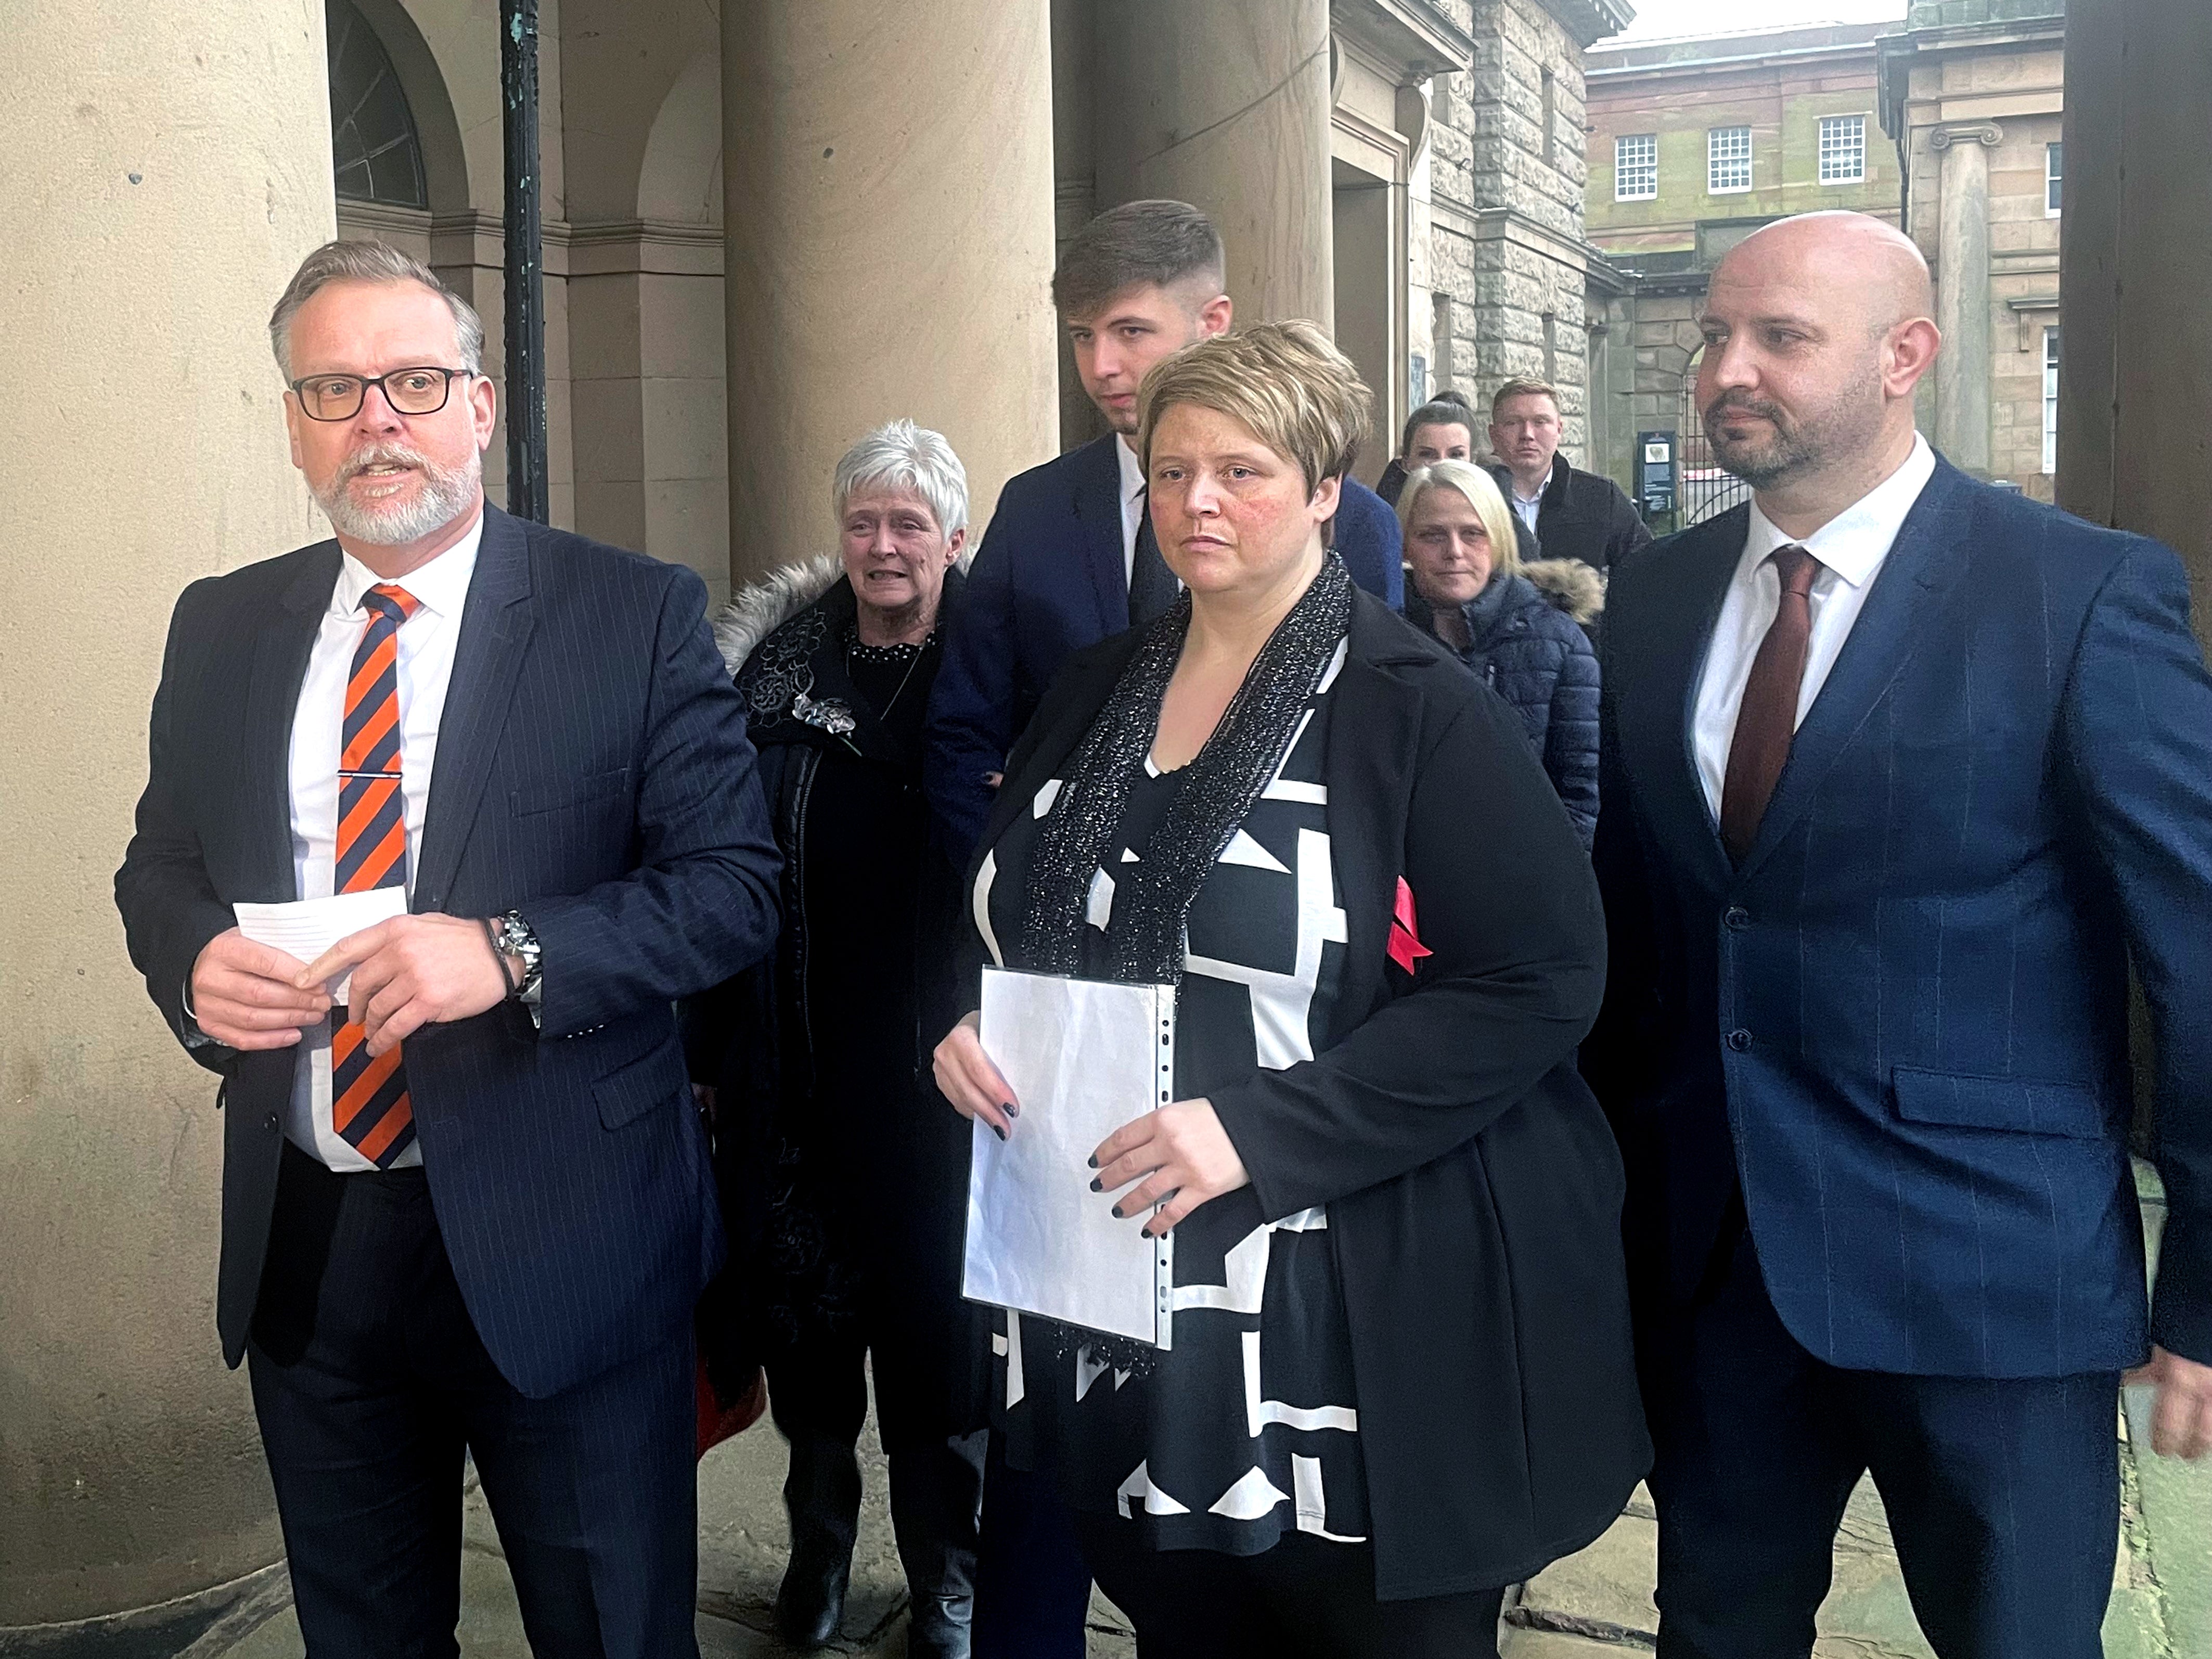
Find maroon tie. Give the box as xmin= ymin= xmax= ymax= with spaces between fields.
xmin=1719 ymin=545 xmax=1821 ymax=864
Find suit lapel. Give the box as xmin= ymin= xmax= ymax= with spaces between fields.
xmin=1736 ymin=461 xmax=1974 ymax=877
xmin=1624 ymin=511 xmax=1743 ymax=886
xmin=1072 ymin=433 xmax=1130 ymax=636
xmin=413 ymin=506 xmax=536 ymax=909
xmin=241 ymin=547 xmax=342 ymax=902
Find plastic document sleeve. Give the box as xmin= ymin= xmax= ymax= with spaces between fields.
xmin=961 ymin=966 xmax=1176 ymax=1349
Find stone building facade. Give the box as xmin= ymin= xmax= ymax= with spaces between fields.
xmin=1580 ymin=20 xmax=1904 ymax=509
xmin=1418 ymin=0 xmax=1637 ymax=470
xmin=1879 ymin=0 xmax=2066 ymax=498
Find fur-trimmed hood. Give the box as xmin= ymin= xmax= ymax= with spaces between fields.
xmin=714 ymin=554 xmax=843 ymax=676
xmin=1520 ymin=557 xmax=1605 ymax=625
xmin=714 ymin=548 xmax=975 ymax=677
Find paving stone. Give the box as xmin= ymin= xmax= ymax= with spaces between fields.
xmin=1502 ymin=1628 xmax=1637 ymax=1655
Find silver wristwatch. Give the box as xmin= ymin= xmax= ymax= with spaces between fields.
xmin=493 ymin=909 xmax=543 ymax=1006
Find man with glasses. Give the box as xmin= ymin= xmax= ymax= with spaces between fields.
xmin=115 ymin=240 xmax=782 ymax=1657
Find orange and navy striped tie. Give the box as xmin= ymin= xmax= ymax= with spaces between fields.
xmin=332 ymin=582 xmax=419 ymax=1167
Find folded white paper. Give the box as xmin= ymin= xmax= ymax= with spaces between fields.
xmin=963 ymin=967 xmax=1176 ymax=1349
xmin=233 ymin=888 xmax=409 ymax=1005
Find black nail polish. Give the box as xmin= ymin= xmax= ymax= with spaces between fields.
xmin=1111 ymin=1205 xmax=1125 ymax=1219
xmin=1089 ymin=1177 xmax=1102 ymax=1192
xmin=1004 ymin=1101 xmax=1020 ymax=1118
xmin=1087 ymin=1154 xmax=1099 ymax=1169
xmin=993 ymin=1123 xmax=1007 ymax=1142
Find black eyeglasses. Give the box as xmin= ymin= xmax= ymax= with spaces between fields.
xmin=288 ymin=366 xmax=473 ymax=422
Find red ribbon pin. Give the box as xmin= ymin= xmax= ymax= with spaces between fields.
xmin=1387 ymin=877 xmax=1433 ymax=975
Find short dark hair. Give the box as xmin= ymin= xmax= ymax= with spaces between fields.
xmin=1051 ymin=200 xmax=1227 ymax=319
xmin=1398 ymin=390 xmax=1474 ymax=458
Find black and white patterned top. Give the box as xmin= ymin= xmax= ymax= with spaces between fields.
xmin=970 ymin=636 xmax=1368 ymax=1555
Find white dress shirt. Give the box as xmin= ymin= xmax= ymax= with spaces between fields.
xmin=1511 ymin=487 xmax=1544 ymax=536
xmin=1116 ymin=433 xmax=1146 ymax=584
xmin=284 ymin=512 xmax=483 ymax=1169
xmin=1691 ymin=434 xmax=1937 ymax=821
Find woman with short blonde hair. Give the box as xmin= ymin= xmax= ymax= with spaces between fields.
xmin=1396 ymin=454 xmax=1604 ymax=848
xmin=934 ymin=323 xmax=1644 ymax=1655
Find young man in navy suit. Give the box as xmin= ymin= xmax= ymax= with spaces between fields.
xmin=1587 ymin=211 xmax=2212 ymax=1658
xmin=115 ymin=242 xmax=781 ymax=1658
xmin=925 ymin=199 xmax=1404 ymax=860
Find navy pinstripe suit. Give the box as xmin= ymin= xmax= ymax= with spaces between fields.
xmin=1586 ymin=457 xmax=2212 ymax=1657
xmin=117 ymin=504 xmax=781 ymax=1656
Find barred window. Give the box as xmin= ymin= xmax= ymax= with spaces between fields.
xmin=1708 ymin=127 xmax=1752 ymax=195
xmin=1615 ymin=134 xmax=1658 ymax=202
xmin=1819 ymin=115 xmax=1867 ymax=185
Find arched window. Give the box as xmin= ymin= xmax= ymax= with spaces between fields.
xmin=327 ymin=0 xmax=427 ymax=208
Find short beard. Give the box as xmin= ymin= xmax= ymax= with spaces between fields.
xmin=1705 ymin=372 xmax=1884 ymax=491
xmin=314 ymin=442 xmax=481 ymax=545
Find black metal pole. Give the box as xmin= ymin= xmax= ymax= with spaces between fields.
xmin=500 ymin=0 xmax=548 ymax=523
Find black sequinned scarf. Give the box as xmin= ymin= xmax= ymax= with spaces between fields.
xmin=1010 ymin=555 xmax=1353 ymax=1379
xmin=1022 ymin=552 xmax=1355 ymax=989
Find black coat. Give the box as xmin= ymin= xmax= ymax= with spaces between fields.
xmin=1491 ymin=455 xmax=1653 ymax=576
xmin=685 ymin=564 xmax=982 ymax=1444
xmin=1405 ymin=562 xmax=1602 ymax=848
xmin=967 ymin=589 xmax=1649 ymax=1599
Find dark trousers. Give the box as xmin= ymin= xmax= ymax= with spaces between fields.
xmin=1073 ymin=1513 xmax=1505 ymax=1659
xmin=1643 ymin=1225 xmax=2119 ymax=1659
xmin=247 ymin=1141 xmax=700 ymax=1659
xmin=765 ymin=1330 xmax=986 ymax=1638
xmin=970 ymin=1437 xmax=1096 ymax=1659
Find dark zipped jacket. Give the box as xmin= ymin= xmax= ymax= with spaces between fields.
xmin=1406 ymin=560 xmax=1602 ymax=848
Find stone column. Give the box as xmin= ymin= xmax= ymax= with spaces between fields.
xmin=1930 ymin=121 xmax=2001 ymax=476
xmin=721 ymin=0 xmax=1059 ymax=586
xmin=1091 ymin=0 xmax=1335 ymax=327
xmin=0 ymin=0 xmax=333 ymax=1632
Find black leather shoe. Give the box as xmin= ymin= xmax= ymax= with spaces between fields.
xmin=773 ymin=1541 xmax=851 ymax=1651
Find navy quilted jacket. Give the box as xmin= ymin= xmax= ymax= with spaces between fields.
xmin=1406 ymin=561 xmax=1601 ymax=847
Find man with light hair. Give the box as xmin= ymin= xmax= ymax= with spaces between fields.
xmin=1487 ymin=377 xmax=1651 ymax=577
xmin=117 ymin=238 xmax=782 ymax=1657
xmin=1587 ymin=210 xmax=2212 ymax=1657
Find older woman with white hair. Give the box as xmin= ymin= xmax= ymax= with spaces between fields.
xmin=1397 ymin=458 xmax=1602 ymax=847
xmin=685 ymin=419 xmax=986 ymax=1657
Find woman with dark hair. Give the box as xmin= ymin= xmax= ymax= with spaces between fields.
xmin=932 ymin=323 xmax=1647 ymax=1657
xmin=688 ymin=419 xmax=985 ymax=1658
xmin=1374 ymin=389 xmax=1475 ymax=508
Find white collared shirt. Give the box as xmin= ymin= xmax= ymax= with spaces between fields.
xmin=1116 ymin=433 xmax=1146 ymax=584
xmin=1511 ymin=488 xmax=1543 ymax=536
xmin=283 ymin=510 xmax=484 ymax=1169
xmin=1691 ymin=434 xmax=1937 ymax=820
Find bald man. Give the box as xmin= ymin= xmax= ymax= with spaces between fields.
xmin=1584 ymin=211 xmax=2212 ymax=1658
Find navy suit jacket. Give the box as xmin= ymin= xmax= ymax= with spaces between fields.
xmin=1587 ymin=458 xmax=2212 ymax=1377
xmin=924 ymin=431 xmax=1404 ymax=856
xmin=115 ymin=505 xmax=782 ymax=1398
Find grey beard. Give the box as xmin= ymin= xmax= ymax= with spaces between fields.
xmin=315 ymin=446 xmax=481 ymax=545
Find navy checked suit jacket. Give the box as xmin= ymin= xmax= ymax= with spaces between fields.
xmin=1587 ymin=458 xmax=2212 ymax=1377
xmin=115 ymin=505 xmax=782 ymax=1398
xmin=924 ymin=432 xmax=1405 ymax=857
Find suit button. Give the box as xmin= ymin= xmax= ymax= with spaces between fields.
xmin=1725 ymin=906 xmax=1751 ymax=931
xmin=1727 ymin=1029 xmax=1753 ymax=1052
xmin=265 ymin=1112 xmax=280 ymax=1131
